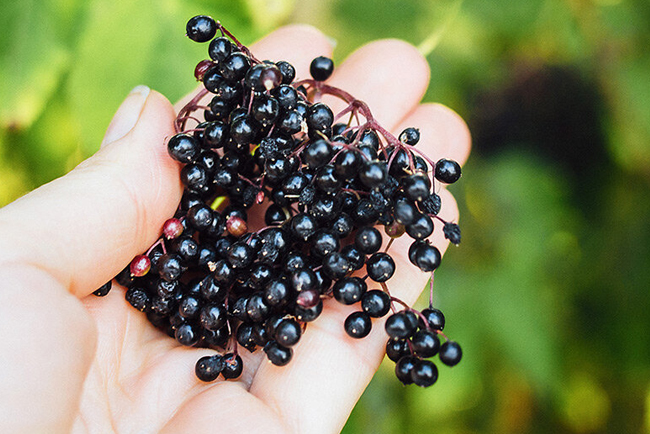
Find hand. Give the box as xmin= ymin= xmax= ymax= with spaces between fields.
xmin=0 ymin=25 xmax=470 ymax=434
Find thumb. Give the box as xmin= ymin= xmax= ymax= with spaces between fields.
xmin=0 ymin=87 xmax=183 ymax=297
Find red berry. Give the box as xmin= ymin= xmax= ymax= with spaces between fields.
xmin=163 ymin=218 xmax=184 ymax=239
xmin=130 ymin=255 xmax=151 ymax=277
xmin=226 ymin=216 xmax=248 ymax=237
xmin=194 ymin=59 xmax=214 ymax=81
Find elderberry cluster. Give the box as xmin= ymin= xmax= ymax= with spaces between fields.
xmin=94 ymin=15 xmax=463 ymax=388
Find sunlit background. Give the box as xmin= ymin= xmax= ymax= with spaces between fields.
xmin=2 ymin=0 xmax=649 ymax=432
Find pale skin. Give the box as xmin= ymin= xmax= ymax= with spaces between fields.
xmin=0 ymin=25 xmax=470 ymax=434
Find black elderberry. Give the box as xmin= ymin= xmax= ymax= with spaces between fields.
xmin=199 ymin=304 xmax=227 ymax=331
xmin=334 ymin=149 xmax=361 ymax=180
xmin=420 ymin=307 xmax=445 ymax=330
xmin=395 ymin=355 xmax=417 ymax=385
xmin=361 ymin=290 xmax=391 ymax=318
xmin=181 ymin=163 xmax=209 ymax=192
xmin=310 ymin=56 xmax=334 ymax=81
xmin=125 ymin=287 xmax=149 ymax=311
xmin=393 ymin=199 xmax=418 ymax=226
xmin=168 ymin=133 xmax=200 ymax=164
xmin=291 ymin=268 xmax=318 ymax=292
xmin=385 ymin=311 xmax=418 ymax=339
xmin=186 ymin=15 xmax=217 ymax=43
xmin=333 ymin=277 xmax=367 ymax=305
xmin=222 ymin=354 xmax=243 ymax=379
xmin=408 ymin=241 xmax=441 ymax=272
xmin=443 ymin=222 xmax=461 ymax=245
xmin=294 ymin=299 xmax=323 ymax=322
xmin=208 ymin=36 xmax=232 ymax=62
xmin=359 ymin=160 xmax=388 ymax=188
xmin=246 ymin=293 xmax=270 ymax=323
xmin=399 ymin=127 xmax=420 ymax=145
xmin=411 ymin=359 xmax=438 ymax=387
xmin=93 ymin=281 xmax=112 ymax=297
xmin=403 ymin=172 xmax=431 ymax=202
xmin=175 ymin=323 xmax=200 ymax=346
xmin=194 ymin=354 xmax=226 ymax=384
xmin=303 ymin=139 xmax=332 ymax=169
xmin=227 ymin=242 xmax=254 ymax=269
xmin=322 ymin=252 xmax=352 ymax=279
xmin=434 ymin=158 xmax=462 ymax=184
xmin=186 ymin=204 xmax=214 ymax=231
xmin=310 ymin=230 xmax=339 ymax=258
xmin=275 ymin=60 xmax=296 ymax=84
xmin=158 ymin=253 xmax=184 ymax=282
xmin=274 ymin=318 xmax=302 ymax=347
xmin=340 ymin=245 xmax=365 ymax=271
xmin=439 ymin=341 xmax=462 ymax=366
xmin=289 ymin=213 xmax=317 ymax=242
xmin=307 ymin=103 xmax=334 ymax=132
xmin=405 ymin=213 xmax=434 ymax=240
xmin=219 ymin=52 xmax=251 ymax=82
xmin=264 ymin=341 xmax=293 ymax=366
xmin=420 ymin=193 xmax=442 ymax=215
xmin=412 ymin=329 xmax=441 ymax=358
xmin=179 ymin=295 xmax=201 ymax=320
xmin=366 ymin=252 xmax=395 ymax=282
xmin=386 ymin=338 xmax=410 ymax=362
xmin=344 ymin=311 xmax=372 ymax=339
xmin=355 ymin=226 xmax=382 ymax=254
xmin=236 ymin=323 xmax=257 ymax=352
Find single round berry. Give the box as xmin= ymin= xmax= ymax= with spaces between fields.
xmin=411 ymin=359 xmax=438 ymax=387
xmin=439 ymin=341 xmax=462 ymax=366
xmin=395 ymin=355 xmax=417 ymax=385
xmin=385 ymin=311 xmax=418 ymax=339
xmin=361 ymin=290 xmax=391 ymax=318
xmin=167 ymin=133 xmax=199 ymax=163
xmin=199 ymin=304 xmax=227 ymax=331
xmin=276 ymin=60 xmax=296 ymax=84
xmin=186 ymin=204 xmax=214 ymax=231
xmin=386 ymin=338 xmax=410 ymax=362
xmin=275 ymin=318 xmax=302 ymax=347
xmin=399 ymin=127 xmax=420 ymax=145
xmin=344 ymin=311 xmax=372 ymax=339
xmin=222 ymin=354 xmax=243 ymax=379
xmin=412 ymin=329 xmax=441 ymax=358
xmin=333 ymin=277 xmax=367 ymax=305
xmin=434 ymin=158 xmax=462 ymax=184
xmin=355 ymin=226 xmax=382 ymax=254
xmin=226 ymin=216 xmax=248 ymax=237
xmin=194 ymin=59 xmax=214 ymax=81
xmin=420 ymin=307 xmax=446 ymax=330
xmin=366 ymin=252 xmax=395 ymax=282
xmin=195 ymin=354 xmax=225 ymax=382
xmin=296 ymin=289 xmax=320 ymax=308
xmin=163 ymin=218 xmax=184 ymax=239
xmin=186 ymin=15 xmax=217 ymax=43
xmin=125 ymin=287 xmax=149 ymax=312
xmin=264 ymin=341 xmax=293 ymax=366
xmin=310 ymin=56 xmax=334 ymax=81
xmin=175 ymin=323 xmax=200 ymax=346
xmin=208 ymin=36 xmax=232 ymax=62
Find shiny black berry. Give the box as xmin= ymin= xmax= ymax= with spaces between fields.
xmin=186 ymin=15 xmax=217 ymax=43
xmin=310 ymin=56 xmax=334 ymax=81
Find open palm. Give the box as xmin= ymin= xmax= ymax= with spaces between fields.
xmin=0 ymin=25 xmax=470 ymax=434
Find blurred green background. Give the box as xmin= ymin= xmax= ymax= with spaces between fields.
xmin=2 ymin=0 xmax=649 ymax=432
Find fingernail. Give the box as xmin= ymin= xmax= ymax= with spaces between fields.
xmin=101 ymin=85 xmax=150 ymax=148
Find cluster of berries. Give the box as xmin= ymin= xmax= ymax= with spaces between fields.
xmin=94 ymin=15 xmax=463 ymax=388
